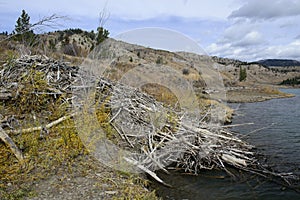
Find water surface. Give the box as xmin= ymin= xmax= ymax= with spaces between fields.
xmin=230 ymin=88 xmax=300 ymax=174
xmin=153 ymin=89 xmax=300 ymax=200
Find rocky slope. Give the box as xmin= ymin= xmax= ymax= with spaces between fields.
xmin=99 ymin=39 xmax=298 ymax=103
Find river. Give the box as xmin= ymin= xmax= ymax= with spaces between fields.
xmin=152 ymin=88 xmax=300 ymax=200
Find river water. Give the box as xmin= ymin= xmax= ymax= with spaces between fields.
xmin=153 ymin=89 xmax=300 ymax=200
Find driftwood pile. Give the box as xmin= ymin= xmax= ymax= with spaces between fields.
xmin=73 ymin=61 xmax=299 ymax=188
xmin=0 ymin=55 xmax=78 ymax=163
xmin=0 ymin=55 xmax=299 ymax=189
xmin=82 ymin=78 xmax=256 ymax=172
xmin=0 ymin=55 xmax=78 ymax=101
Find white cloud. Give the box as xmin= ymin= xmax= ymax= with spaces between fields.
xmin=229 ymin=0 xmax=300 ymax=20
xmin=204 ymin=0 xmax=300 ymax=61
xmin=264 ymin=40 xmax=300 ymax=59
xmin=220 ymin=23 xmax=260 ymax=44
xmin=233 ymin=31 xmax=264 ymax=47
xmin=206 ymin=38 xmax=300 ymax=61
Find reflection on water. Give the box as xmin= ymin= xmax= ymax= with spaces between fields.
xmin=153 ymin=89 xmax=300 ymax=200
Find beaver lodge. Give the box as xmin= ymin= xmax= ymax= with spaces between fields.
xmin=1 ymin=51 xmax=299 ymax=195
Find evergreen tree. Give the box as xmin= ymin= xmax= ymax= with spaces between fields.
xmin=156 ymin=56 xmax=163 ymax=64
xmin=15 ymin=10 xmax=31 ymax=34
xmin=239 ymin=66 xmax=247 ymax=81
xmin=96 ymin=27 xmax=109 ymax=45
xmin=14 ymin=10 xmax=35 ymax=45
xmin=280 ymin=77 xmax=300 ymax=85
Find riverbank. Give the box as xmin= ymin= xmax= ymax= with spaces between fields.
xmin=24 ymin=155 xmax=157 ymax=200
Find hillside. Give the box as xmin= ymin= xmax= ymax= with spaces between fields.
xmin=213 ymin=56 xmax=299 ymax=85
xmin=86 ymin=38 xmax=295 ymax=103
xmin=254 ymin=59 xmax=300 ymax=67
xmin=2 ymin=29 xmax=298 ymax=101
xmin=2 ymin=28 xmax=298 ymax=88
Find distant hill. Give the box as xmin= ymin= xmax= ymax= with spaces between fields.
xmin=253 ymin=59 xmax=300 ymax=67
xmin=1 ymin=28 xmax=299 ymax=87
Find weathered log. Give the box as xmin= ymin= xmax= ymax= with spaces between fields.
xmin=8 ymin=113 xmax=77 ymax=135
xmin=0 ymin=126 xmax=24 ymax=162
xmin=221 ymin=153 xmax=247 ymax=167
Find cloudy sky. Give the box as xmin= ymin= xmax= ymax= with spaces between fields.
xmin=1 ymin=0 xmax=300 ymax=61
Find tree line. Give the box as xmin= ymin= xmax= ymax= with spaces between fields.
xmin=6 ymin=9 xmax=110 ymax=50
xmin=279 ymin=77 xmax=300 ymax=85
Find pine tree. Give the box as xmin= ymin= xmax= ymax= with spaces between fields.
xmin=239 ymin=66 xmax=247 ymax=81
xmin=96 ymin=27 xmax=109 ymax=45
xmin=14 ymin=10 xmax=35 ymax=45
xmin=15 ymin=10 xmax=31 ymax=34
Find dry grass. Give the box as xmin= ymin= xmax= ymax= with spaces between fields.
xmin=260 ymin=85 xmax=290 ymax=96
xmin=141 ymin=83 xmax=179 ymax=108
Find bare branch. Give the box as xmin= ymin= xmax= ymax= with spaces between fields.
xmin=30 ymin=14 xmax=69 ymax=33
xmin=8 ymin=113 xmax=77 ymax=135
xmin=0 ymin=126 xmax=24 ymax=162
xmin=0 ymin=14 xmax=68 ymax=43
xmin=98 ymin=5 xmax=110 ymax=28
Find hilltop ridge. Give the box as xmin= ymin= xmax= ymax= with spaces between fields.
xmin=253 ymin=59 xmax=300 ymax=67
